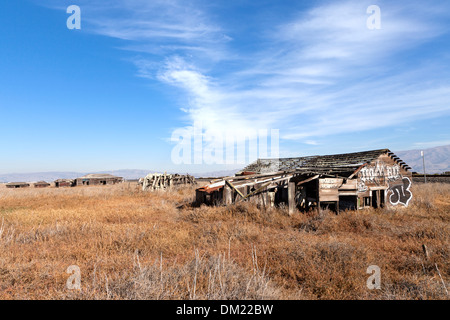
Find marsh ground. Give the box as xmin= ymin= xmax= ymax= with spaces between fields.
xmin=0 ymin=182 xmax=448 ymax=299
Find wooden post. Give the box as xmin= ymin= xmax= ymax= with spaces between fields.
xmin=377 ymin=190 xmax=381 ymax=208
xmin=224 ymin=184 xmax=232 ymax=205
xmin=261 ymin=191 xmax=266 ymax=208
xmin=317 ymin=179 xmax=321 ymax=214
xmin=288 ymin=181 xmax=296 ymax=215
xmin=195 ymin=190 xmax=203 ymax=204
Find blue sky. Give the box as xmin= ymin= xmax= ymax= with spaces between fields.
xmin=1 ymin=0 xmax=449 ymax=174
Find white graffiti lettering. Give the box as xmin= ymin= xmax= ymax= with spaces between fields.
xmin=359 ymin=161 xmax=401 ymax=184
xmin=357 ymin=181 xmax=368 ymax=192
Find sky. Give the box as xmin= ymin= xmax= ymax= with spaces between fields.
xmin=1 ymin=0 xmax=449 ymax=174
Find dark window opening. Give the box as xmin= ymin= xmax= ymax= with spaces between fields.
xmin=371 ymin=190 xmax=386 ymax=208
xmin=380 ymin=190 xmax=385 ymax=208
xmin=320 ymin=201 xmax=339 ymax=213
xmin=339 ymin=196 xmax=357 ymax=211
xmin=372 ymin=191 xmax=378 ymax=208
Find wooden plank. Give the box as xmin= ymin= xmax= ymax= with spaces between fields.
xmin=288 ymin=181 xmax=295 ymax=215
xmin=317 ymin=179 xmax=321 ymax=214
xmin=229 ymin=171 xmax=293 ymax=182
xmin=238 ymin=181 xmax=272 ymax=202
xmin=319 ymin=189 xmax=339 ymax=194
xmin=320 ymin=195 xmax=339 ymax=201
xmin=358 ymin=190 xmax=371 ymax=197
xmin=319 ymin=178 xmax=343 ymax=188
xmin=338 ymin=191 xmax=358 ymax=196
xmin=225 ymin=180 xmax=245 ymax=198
xmin=368 ymin=186 xmax=388 ymax=191
xmin=296 ymin=175 xmax=320 ymax=186
xmin=223 ymin=184 xmax=232 ymax=205
xmin=348 ymin=163 xmax=366 ymax=179
xmin=230 ymin=173 xmax=293 ymax=188
xmin=338 ymin=179 xmax=357 ymax=190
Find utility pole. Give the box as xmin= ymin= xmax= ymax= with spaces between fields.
xmin=421 ymin=150 xmax=427 ymax=183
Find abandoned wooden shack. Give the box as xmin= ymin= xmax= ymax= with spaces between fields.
xmin=75 ymin=174 xmax=123 ymax=186
xmin=34 ymin=181 xmax=50 ymax=188
xmin=195 ymin=149 xmax=413 ymax=214
xmin=141 ymin=173 xmax=196 ymax=191
xmin=54 ymin=179 xmax=75 ymax=188
xmin=6 ymin=182 xmax=30 ymax=189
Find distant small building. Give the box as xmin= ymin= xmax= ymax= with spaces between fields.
xmin=34 ymin=181 xmax=50 ymax=188
xmin=6 ymin=182 xmax=30 ymax=189
xmin=54 ymin=179 xmax=75 ymax=188
xmin=75 ymin=174 xmax=123 ymax=186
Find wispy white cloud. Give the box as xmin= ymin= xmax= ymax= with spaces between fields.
xmin=63 ymin=0 xmax=450 ymax=145
xmin=413 ymin=140 xmax=450 ymax=149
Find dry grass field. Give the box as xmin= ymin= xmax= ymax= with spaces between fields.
xmin=0 ymin=182 xmax=448 ymax=300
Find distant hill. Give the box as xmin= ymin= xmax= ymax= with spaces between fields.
xmin=96 ymin=170 xmax=153 ymax=180
xmin=1 ymin=145 xmax=448 ymax=182
xmin=191 ymin=169 xmax=240 ymax=178
xmin=0 ymin=170 xmax=152 ymax=183
xmin=0 ymin=168 xmax=240 ymax=183
xmin=0 ymin=171 xmax=82 ymax=183
xmin=395 ymin=145 xmax=450 ymax=174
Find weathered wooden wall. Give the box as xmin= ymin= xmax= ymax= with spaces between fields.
xmin=195 ymin=150 xmax=414 ymax=214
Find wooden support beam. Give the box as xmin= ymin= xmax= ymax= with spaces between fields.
xmin=288 ymin=181 xmax=296 ymax=216
xmin=223 ymin=184 xmax=232 ymax=205
xmin=225 ymin=180 xmax=245 ymax=199
xmin=229 ymin=173 xmax=293 ymax=189
xmin=295 ymin=174 xmax=320 ymax=185
xmin=348 ymin=163 xmax=367 ymax=180
xmin=236 ymin=181 xmax=271 ymax=202
xmin=316 ymin=179 xmax=321 ymax=214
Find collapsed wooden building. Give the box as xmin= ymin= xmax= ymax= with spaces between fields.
xmin=195 ymin=149 xmax=413 ymax=214
xmin=6 ymin=182 xmax=30 ymax=189
xmin=141 ymin=173 xmax=196 ymax=191
xmin=34 ymin=181 xmax=50 ymax=188
xmin=75 ymin=174 xmax=123 ymax=186
xmin=54 ymin=179 xmax=75 ymax=188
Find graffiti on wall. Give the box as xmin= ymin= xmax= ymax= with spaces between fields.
xmin=359 ymin=161 xmax=401 ymax=184
xmin=356 ymin=160 xmax=412 ymax=206
xmin=357 ymin=181 xmax=368 ymax=192
xmin=388 ymin=177 xmax=412 ymax=206
xmin=358 ymin=161 xmax=403 ymax=193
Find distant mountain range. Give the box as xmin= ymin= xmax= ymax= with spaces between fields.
xmin=0 ymin=170 xmax=153 ymax=183
xmin=395 ymin=144 xmax=450 ymax=174
xmin=0 ymin=169 xmax=240 ymax=183
xmin=0 ymin=145 xmax=448 ymax=183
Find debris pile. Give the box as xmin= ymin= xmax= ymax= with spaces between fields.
xmin=141 ymin=173 xmax=196 ymax=191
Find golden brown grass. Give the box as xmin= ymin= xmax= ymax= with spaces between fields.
xmin=0 ymin=182 xmax=448 ymax=300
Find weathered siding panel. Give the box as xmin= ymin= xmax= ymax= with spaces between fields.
xmin=357 ymin=154 xmax=412 ymax=207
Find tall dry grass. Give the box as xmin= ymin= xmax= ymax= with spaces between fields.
xmin=0 ymin=182 xmax=448 ymax=299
